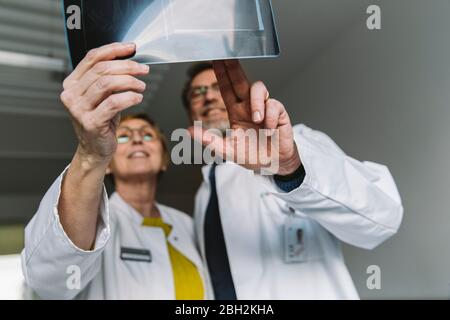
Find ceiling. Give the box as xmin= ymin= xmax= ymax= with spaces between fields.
xmin=0 ymin=0 xmax=371 ymax=222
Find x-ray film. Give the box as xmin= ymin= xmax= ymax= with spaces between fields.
xmin=63 ymin=0 xmax=280 ymax=68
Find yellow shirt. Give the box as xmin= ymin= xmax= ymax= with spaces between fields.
xmin=142 ymin=217 xmax=204 ymax=300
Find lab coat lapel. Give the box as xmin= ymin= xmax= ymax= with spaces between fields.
xmin=161 ymin=207 xmax=203 ymax=271
xmin=212 ymin=162 xmax=268 ymax=298
xmin=109 ymin=192 xmax=143 ymax=225
xmin=111 ymin=193 xmax=204 ymax=273
xmin=195 ymin=164 xmax=214 ymax=258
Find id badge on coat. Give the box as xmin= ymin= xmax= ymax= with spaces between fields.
xmin=283 ymin=214 xmax=308 ymax=263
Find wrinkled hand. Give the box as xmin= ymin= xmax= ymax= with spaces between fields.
xmin=190 ymin=60 xmax=301 ymax=176
xmin=60 ymin=42 xmax=150 ymax=166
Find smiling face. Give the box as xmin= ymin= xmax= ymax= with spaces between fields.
xmin=108 ymin=118 xmax=167 ymax=182
xmin=188 ymin=69 xmax=230 ymax=131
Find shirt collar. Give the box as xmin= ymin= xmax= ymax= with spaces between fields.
xmin=109 ymin=192 xmax=173 ymax=227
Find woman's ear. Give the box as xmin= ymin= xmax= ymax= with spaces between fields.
xmin=106 ymin=166 xmax=112 ymax=175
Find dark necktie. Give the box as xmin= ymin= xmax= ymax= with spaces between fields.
xmin=204 ymin=164 xmax=237 ymax=300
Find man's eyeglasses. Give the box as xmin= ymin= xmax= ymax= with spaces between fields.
xmin=116 ymin=126 xmax=155 ymax=144
xmin=189 ymin=83 xmax=220 ymax=103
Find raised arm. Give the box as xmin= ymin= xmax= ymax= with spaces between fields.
xmin=59 ymin=42 xmax=149 ymax=250
xmin=22 ymin=43 xmax=150 ymax=299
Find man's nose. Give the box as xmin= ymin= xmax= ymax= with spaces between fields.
xmin=205 ymin=87 xmax=219 ymax=102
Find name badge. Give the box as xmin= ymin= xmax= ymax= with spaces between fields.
xmin=283 ymin=215 xmax=308 ymax=263
xmin=120 ymin=247 xmax=152 ymax=263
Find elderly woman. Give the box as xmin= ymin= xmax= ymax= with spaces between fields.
xmin=21 ymin=43 xmax=208 ymax=300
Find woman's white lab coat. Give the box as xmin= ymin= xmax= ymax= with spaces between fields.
xmin=193 ymin=124 xmax=404 ymax=300
xmin=21 ymin=172 xmax=209 ymax=300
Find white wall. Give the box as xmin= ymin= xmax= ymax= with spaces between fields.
xmin=279 ymin=0 xmax=450 ymax=299
xmin=0 ymin=255 xmax=27 ymax=299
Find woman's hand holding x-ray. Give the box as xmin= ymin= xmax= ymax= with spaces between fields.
xmin=57 ymin=42 xmax=149 ymax=251
xmin=60 ymin=42 xmax=150 ymax=166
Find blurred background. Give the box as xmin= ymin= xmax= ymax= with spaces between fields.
xmin=1 ymin=0 xmax=450 ymax=299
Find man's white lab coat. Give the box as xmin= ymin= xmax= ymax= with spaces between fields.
xmin=193 ymin=124 xmax=403 ymax=299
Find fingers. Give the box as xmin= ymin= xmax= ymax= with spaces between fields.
xmin=64 ymin=42 xmax=137 ymax=88
xmin=213 ymin=60 xmax=236 ymax=106
xmin=71 ymin=60 xmax=149 ymax=97
xmin=188 ymin=126 xmax=227 ymax=159
xmin=213 ymin=60 xmax=251 ymax=106
xmin=250 ymin=81 xmax=269 ymax=124
xmin=224 ymin=60 xmax=250 ymax=101
xmin=264 ymin=98 xmax=290 ymax=130
xmin=91 ymin=91 xmax=144 ymax=124
xmin=248 ymin=79 xmax=290 ymax=130
xmin=81 ymin=75 xmax=147 ymax=111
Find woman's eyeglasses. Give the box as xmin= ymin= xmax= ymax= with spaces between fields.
xmin=116 ymin=126 xmax=155 ymax=144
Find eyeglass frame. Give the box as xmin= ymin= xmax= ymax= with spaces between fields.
xmin=116 ymin=125 xmax=157 ymax=144
xmin=188 ymin=82 xmax=221 ymax=104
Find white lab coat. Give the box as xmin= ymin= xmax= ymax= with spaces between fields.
xmin=21 ymin=170 xmax=208 ymax=300
xmin=22 ymin=123 xmax=403 ymax=300
xmin=194 ymin=124 xmax=403 ymax=300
